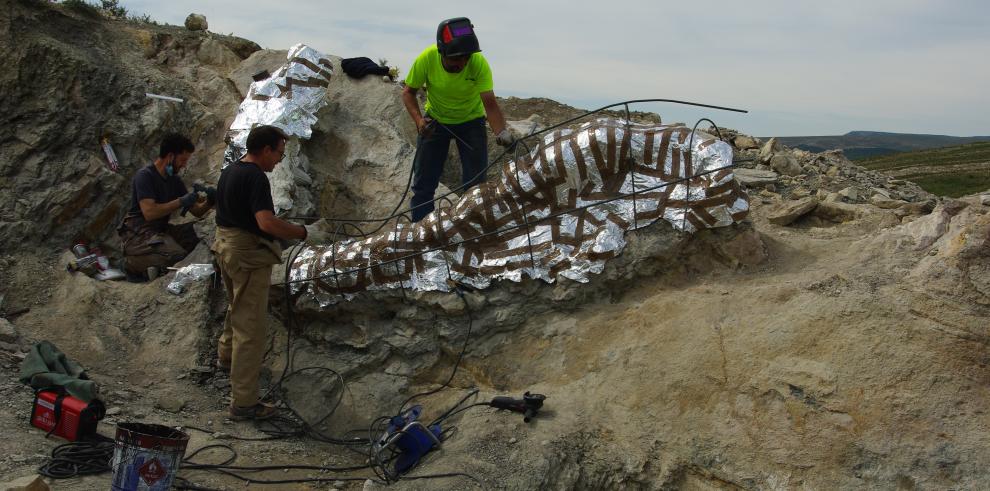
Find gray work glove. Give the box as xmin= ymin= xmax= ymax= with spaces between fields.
xmin=495 ymin=129 xmax=515 ymax=147
xmin=304 ymin=219 xmax=330 ymax=244
xmin=179 ymin=191 xmax=199 ymax=215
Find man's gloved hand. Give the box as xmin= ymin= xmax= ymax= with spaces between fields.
xmin=495 ymin=129 xmax=515 ymax=147
xmin=193 ymin=182 xmax=217 ymax=205
xmin=417 ymin=117 xmax=435 ymax=139
xmin=179 ymin=191 xmax=198 ymax=215
xmin=304 ymin=219 xmax=330 ymax=244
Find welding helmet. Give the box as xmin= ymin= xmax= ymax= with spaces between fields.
xmin=436 ymin=17 xmax=481 ymax=57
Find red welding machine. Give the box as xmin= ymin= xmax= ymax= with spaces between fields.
xmin=30 ymin=390 xmax=106 ymax=441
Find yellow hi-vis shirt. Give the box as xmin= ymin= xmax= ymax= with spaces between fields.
xmin=404 ymin=45 xmax=494 ymax=125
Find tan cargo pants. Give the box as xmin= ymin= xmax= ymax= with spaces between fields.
xmin=119 ymin=220 xmax=200 ymax=275
xmin=212 ymin=226 xmax=282 ymax=407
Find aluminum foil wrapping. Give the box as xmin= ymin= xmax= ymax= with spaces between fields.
xmin=289 ymin=118 xmax=749 ymax=307
xmin=223 ymin=43 xmax=333 ymax=166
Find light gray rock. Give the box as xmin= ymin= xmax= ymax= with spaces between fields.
xmin=156 ymin=397 xmax=187 ymax=413
xmin=195 ymin=38 xmax=240 ymax=70
xmin=228 ymin=49 xmax=289 ymax=98
xmin=870 ymin=195 xmax=909 ymax=210
xmin=981 ymin=194 xmax=990 ymax=206
xmin=870 ymin=187 xmax=891 ymax=199
xmin=184 ymin=13 xmax=208 ymax=31
xmin=769 ymin=154 xmax=802 ymax=176
xmin=733 ymin=135 xmax=759 ymax=150
xmin=0 ymin=474 xmax=49 ymax=491
xmin=0 ymin=318 xmax=16 ymax=343
xmin=898 ymin=200 xmax=936 ymax=216
xmin=837 ymin=186 xmax=861 ymax=202
xmin=814 ymin=201 xmax=864 ymax=223
xmin=734 ymin=168 xmax=779 ymax=187
xmin=769 ymin=197 xmax=819 ymax=226
xmin=758 ymin=137 xmax=780 ymax=163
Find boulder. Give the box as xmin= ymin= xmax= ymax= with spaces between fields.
xmin=870 ymin=187 xmax=891 ymax=199
xmin=758 ymin=137 xmax=780 ymax=163
xmin=769 ymin=154 xmax=802 ymax=176
xmin=732 ymin=135 xmax=759 ymax=150
xmin=734 ymin=168 xmax=779 ymax=187
xmin=185 ymin=13 xmax=208 ymax=31
xmin=898 ymin=200 xmax=936 ymax=216
xmin=870 ymin=195 xmax=909 ymax=210
xmin=768 ymin=197 xmax=819 ymax=226
xmin=837 ymin=186 xmax=861 ymax=202
xmin=195 ymin=38 xmax=241 ymax=70
xmin=814 ymin=201 xmax=864 ymax=223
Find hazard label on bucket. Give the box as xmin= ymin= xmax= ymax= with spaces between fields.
xmin=139 ymin=458 xmax=167 ymax=486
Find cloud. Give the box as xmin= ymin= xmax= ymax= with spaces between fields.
xmin=122 ymin=0 xmax=990 ymax=136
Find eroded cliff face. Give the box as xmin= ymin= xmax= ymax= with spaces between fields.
xmin=1 ymin=2 xmax=988 ymax=489
xmin=0 ymin=0 xmax=256 ymax=251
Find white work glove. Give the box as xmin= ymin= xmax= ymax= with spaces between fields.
xmin=303 ymin=220 xmax=330 ymax=244
xmin=495 ymin=129 xmax=515 ymax=147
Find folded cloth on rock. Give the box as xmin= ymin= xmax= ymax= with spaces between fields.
xmin=341 ymin=57 xmax=390 ymax=79
xmin=18 ymin=341 xmax=99 ymax=402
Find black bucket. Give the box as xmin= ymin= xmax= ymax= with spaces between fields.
xmin=109 ymin=423 xmax=189 ymax=490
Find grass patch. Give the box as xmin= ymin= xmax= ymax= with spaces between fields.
xmin=858 ymin=142 xmax=990 ymax=172
xmin=905 ymin=172 xmax=990 ymax=198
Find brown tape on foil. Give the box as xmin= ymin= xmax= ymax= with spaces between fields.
xmin=290 ymin=118 xmax=749 ymax=304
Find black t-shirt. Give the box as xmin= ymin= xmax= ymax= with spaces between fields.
xmin=215 ymin=160 xmax=275 ymax=240
xmin=126 ymin=164 xmax=188 ymax=232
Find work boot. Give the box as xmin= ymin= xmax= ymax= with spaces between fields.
xmin=228 ymin=402 xmax=278 ymax=421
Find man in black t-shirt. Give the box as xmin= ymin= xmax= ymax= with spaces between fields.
xmin=118 ymin=133 xmax=214 ymax=278
xmin=212 ymin=125 xmax=328 ymax=420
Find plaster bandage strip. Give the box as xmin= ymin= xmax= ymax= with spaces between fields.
xmin=290 ymin=118 xmax=750 ymax=307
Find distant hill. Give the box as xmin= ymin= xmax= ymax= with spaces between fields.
xmin=770 ymin=131 xmax=990 ymax=161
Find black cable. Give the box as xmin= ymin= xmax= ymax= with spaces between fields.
xmin=428 ymin=388 xmax=480 ymax=427
xmin=37 ymin=438 xmax=115 ymax=479
xmin=176 ymin=442 xmax=374 ymax=487
xmin=431 ymin=401 xmax=490 ymax=428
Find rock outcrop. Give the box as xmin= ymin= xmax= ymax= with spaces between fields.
xmin=0 ymin=1 xmax=257 ymax=252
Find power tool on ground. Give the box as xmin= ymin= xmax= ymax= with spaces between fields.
xmin=373 ymin=405 xmax=443 ymax=477
xmin=489 ymin=392 xmax=547 ymax=422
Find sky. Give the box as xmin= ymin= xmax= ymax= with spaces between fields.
xmin=122 ymin=0 xmax=989 ymax=137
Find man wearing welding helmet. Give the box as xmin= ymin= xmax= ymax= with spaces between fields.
xmin=401 ymin=17 xmax=512 ymax=222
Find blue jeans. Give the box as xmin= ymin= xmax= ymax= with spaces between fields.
xmin=410 ymin=116 xmax=488 ymax=222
